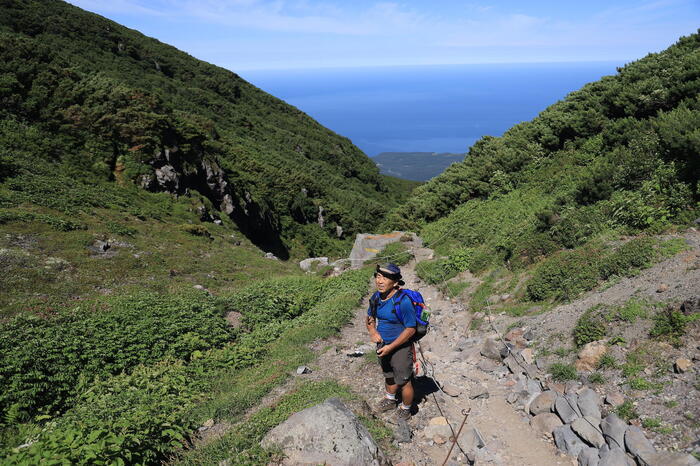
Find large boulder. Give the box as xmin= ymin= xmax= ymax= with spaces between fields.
xmin=575 ymin=341 xmax=607 ymax=372
xmin=261 ymin=398 xmax=388 ymax=466
xmin=299 ymin=256 xmax=329 ymax=272
xmin=349 ymin=232 xmax=405 ymax=268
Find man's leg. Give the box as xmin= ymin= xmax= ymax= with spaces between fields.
xmin=399 ymin=379 xmax=414 ymax=406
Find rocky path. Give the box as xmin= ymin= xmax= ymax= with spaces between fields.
xmin=205 ymin=231 xmax=700 ymax=465
xmin=272 ymin=237 xmax=571 ymax=465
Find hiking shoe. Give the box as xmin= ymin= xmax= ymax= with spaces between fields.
xmin=376 ymin=397 xmax=397 ymax=412
xmin=396 ymin=407 xmax=411 ymax=422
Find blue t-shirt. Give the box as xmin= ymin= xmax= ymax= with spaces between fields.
xmin=367 ymin=292 xmax=417 ymax=344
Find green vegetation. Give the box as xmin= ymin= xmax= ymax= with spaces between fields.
xmin=616 ymin=400 xmax=639 ymax=421
xmin=1 ymin=268 xmax=372 ymax=464
xmin=526 ymin=237 xmax=662 ymax=302
xmin=383 ymin=31 xmax=699 ymax=301
xmin=573 ymin=306 xmax=608 ymax=347
xmin=373 ymin=242 xmax=414 ymax=267
xmin=650 ymin=307 xmax=699 ymax=340
xmin=597 ymin=354 xmax=618 ymax=370
xmin=0 ymin=0 xmax=412 ymax=263
xmin=175 ymin=381 xmax=355 ymax=465
xmin=588 ymin=372 xmax=606 ymax=384
xmin=550 ymin=363 xmax=578 ymax=381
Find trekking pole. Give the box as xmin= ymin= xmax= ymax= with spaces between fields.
xmin=441 ymin=408 xmax=470 ymax=466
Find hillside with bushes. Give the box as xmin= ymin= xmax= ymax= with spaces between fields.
xmin=1 ymin=1 xmax=699 ymax=463
xmin=0 ymin=0 xmax=412 ymax=261
xmin=383 ymin=31 xmax=699 ymax=295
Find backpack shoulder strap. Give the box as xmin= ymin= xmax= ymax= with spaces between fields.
xmin=369 ymin=291 xmax=380 ymax=318
xmin=391 ymin=289 xmax=407 ymax=326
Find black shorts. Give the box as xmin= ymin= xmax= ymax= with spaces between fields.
xmin=379 ymin=342 xmax=414 ymax=385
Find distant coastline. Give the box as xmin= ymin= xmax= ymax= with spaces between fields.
xmin=372 ymin=151 xmax=465 ymax=181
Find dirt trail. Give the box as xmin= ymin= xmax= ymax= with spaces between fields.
xmin=251 ymin=237 xmax=572 ymax=465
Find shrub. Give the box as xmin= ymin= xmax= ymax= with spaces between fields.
xmin=179 ymin=224 xmax=212 ymax=238
xmin=599 ymin=237 xmax=657 ymax=279
xmin=526 ymin=246 xmax=601 ymax=301
xmin=650 ymin=308 xmax=696 ymax=339
xmin=550 ymin=363 xmax=578 ymax=381
xmin=415 ymin=259 xmax=450 ymax=284
xmin=616 ymin=400 xmax=638 ymax=421
xmin=597 ymin=354 xmax=618 ymax=370
xmin=3 ymin=269 xmax=372 ymax=464
xmin=588 ymin=372 xmax=606 ymax=384
xmin=573 ymin=307 xmax=607 ymax=347
xmin=219 ymin=276 xmax=324 ymax=330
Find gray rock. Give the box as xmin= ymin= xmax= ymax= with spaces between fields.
xmin=459 ymin=427 xmax=486 ymax=457
xmin=469 ymin=384 xmax=489 ymax=399
xmin=578 ymin=446 xmax=599 ymax=466
xmin=481 ymin=336 xmax=506 ymax=361
xmin=394 ymin=421 xmax=412 ymax=443
xmin=264 ymin=252 xmax=278 ymax=260
xmin=296 ymin=365 xmax=312 ymax=375
xmin=555 ymin=393 xmax=582 ymax=423
xmin=261 ymin=398 xmax=388 ymax=465
xmin=577 ymin=388 xmax=602 ymax=421
xmin=349 ymin=232 xmax=404 ymax=268
xmin=553 ymin=424 xmax=587 ymax=458
xmin=530 ymin=391 xmax=558 ymax=415
xmin=599 ymin=446 xmax=634 ymax=466
xmin=299 ymin=256 xmax=329 ymax=272
xmin=601 ymin=413 xmax=627 ymax=450
xmin=625 ymin=426 xmax=656 ymax=464
xmin=571 ymin=417 xmax=605 ymax=448
xmin=638 ymin=452 xmax=700 ymax=466
xmin=530 ymin=413 xmax=563 ymax=435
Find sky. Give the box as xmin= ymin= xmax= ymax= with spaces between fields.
xmin=65 ymin=0 xmax=699 ymax=71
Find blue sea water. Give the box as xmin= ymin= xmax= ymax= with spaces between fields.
xmin=242 ymin=62 xmax=619 ymax=157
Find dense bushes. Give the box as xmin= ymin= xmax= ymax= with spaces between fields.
xmin=382 ymin=32 xmax=699 ymax=276
xmin=0 ymin=1 xmax=415 ymax=256
xmin=526 ymin=237 xmax=662 ymax=301
xmin=2 ymin=269 xmax=372 ymax=463
xmin=0 ymin=292 xmax=233 ymax=422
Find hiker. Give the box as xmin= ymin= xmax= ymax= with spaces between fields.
xmin=366 ymin=263 xmax=417 ymax=421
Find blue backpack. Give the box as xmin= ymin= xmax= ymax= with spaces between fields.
xmin=369 ymin=289 xmax=430 ymax=341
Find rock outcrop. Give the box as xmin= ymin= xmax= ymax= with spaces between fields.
xmin=261 ymin=398 xmax=388 ymax=466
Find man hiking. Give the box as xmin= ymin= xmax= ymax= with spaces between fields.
xmin=366 ymin=263 xmax=417 ymax=421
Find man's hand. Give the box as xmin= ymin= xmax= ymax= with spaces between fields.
xmin=376 ymin=343 xmax=393 ymax=357
xmin=369 ymin=332 xmax=383 ymax=344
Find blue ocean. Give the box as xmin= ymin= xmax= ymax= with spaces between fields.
xmin=242 ymin=62 xmax=619 ymax=157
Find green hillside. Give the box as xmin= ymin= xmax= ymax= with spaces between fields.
xmin=373 ymin=151 xmax=465 ymax=181
xmin=0 ymin=0 xmax=410 ymax=261
xmin=384 ymin=32 xmax=699 ymax=291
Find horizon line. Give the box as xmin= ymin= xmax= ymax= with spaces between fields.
xmin=235 ymin=58 xmax=628 ymax=73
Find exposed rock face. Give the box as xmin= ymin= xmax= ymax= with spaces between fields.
xmin=555 ymin=393 xmax=582 ymax=424
xmin=571 ymin=417 xmax=605 ymax=448
xmin=261 ymin=398 xmax=388 ymax=466
xmin=349 ymin=232 xmax=404 ymax=268
xmin=625 ymin=426 xmax=656 ymax=464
